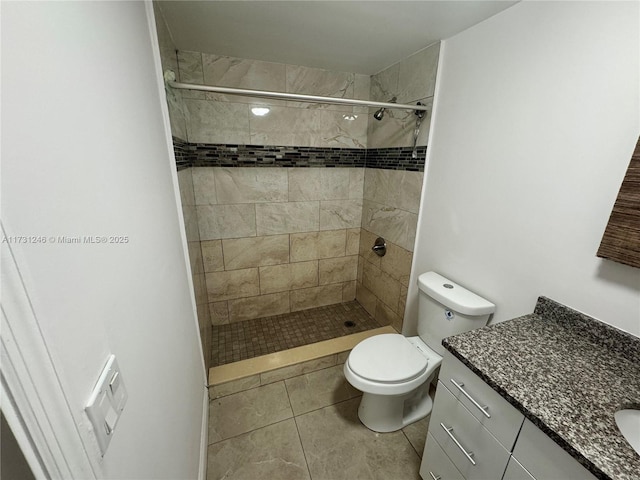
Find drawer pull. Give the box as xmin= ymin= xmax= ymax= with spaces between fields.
xmin=440 ymin=423 xmax=477 ymax=466
xmin=450 ymin=379 xmax=491 ymax=418
xmin=429 ymin=472 xmax=441 ymax=480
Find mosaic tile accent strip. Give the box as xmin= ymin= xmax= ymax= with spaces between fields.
xmin=442 ymin=297 xmax=640 ymax=480
xmin=366 ymin=146 xmax=427 ymax=171
xmin=172 ymin=137 xmax=191 ymax=171
xmin=211 ymin=301 xmax=381 ymax=367
xmin=171 ymin=140 xmax=426 ymax=171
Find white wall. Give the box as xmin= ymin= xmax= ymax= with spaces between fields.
xmin=406 ymin=1 xmax=640 ymax=337
xmin=1 ymin=2 xmax=206 ymax=478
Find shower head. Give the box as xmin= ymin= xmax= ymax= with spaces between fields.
xmin=373 ymin=96 xmax=397 ymax=121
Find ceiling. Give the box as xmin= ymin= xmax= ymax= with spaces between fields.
xmin=157 ymin=1 xmax=518 ymax=75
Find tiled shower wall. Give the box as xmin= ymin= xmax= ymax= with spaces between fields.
xmin=356 ymin=44 xmax=438 ymax=332
xmin=193 ymin=167 xmax=363 ymax=324
xmin=155 ymin=0 xmax=439 ymax=348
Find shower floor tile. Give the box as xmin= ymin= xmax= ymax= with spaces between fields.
xmin=211 ymin=301 xmax=381 ymax=367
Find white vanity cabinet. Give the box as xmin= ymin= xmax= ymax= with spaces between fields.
xmin=420 ymin=351 xmax=598 ymax=480
xmin=509 ymin=419 xmax=597 ymax=480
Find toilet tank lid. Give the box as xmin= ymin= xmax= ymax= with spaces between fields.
xmin=417 ymin=272 xmax=495 ymax=316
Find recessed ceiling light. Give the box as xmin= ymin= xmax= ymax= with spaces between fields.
xmin=342 ymin=114 xmax=358 ymax=121
xmin=251 ymin=106 xmax=270 ymax=116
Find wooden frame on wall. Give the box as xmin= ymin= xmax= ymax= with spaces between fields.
xmin=597 ymin=136 xmax=640 ymax=268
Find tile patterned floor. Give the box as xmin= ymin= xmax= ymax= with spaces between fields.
xmin=211 ymin=301 xmax=382 ymax=367
xmin=207 ymin=363 xmax=430 ymax=480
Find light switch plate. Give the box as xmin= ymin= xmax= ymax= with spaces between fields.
xmin=85 ymin=355 xmax=127 ymax=456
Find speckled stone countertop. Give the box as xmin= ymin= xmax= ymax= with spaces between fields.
xmin=442 ymin=297 xmax=640 ymax=480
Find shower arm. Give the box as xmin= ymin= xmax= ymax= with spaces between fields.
xmin=164 ymin=70 xmax=428 ymax=113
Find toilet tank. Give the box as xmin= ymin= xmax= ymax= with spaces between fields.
xmin=417 ymin=272 xmax=495 ymax=356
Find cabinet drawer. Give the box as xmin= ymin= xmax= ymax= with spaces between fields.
xmin=503 ymin=456 xmax=536 ymax=480
xmin=512 ymin=419 xmax=597 ymax=480
xmin=440 ymin=350 xmax=524 ymax=450
xmin=420 ymin=433 xmax=465 ymax=480
xmin=431 ymin=380 xmax=511 ymax=480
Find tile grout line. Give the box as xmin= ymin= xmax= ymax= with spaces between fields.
xmin=284 ymin=379 xmax=315 ymax=479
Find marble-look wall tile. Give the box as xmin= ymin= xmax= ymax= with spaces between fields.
xmin=364 ymin=169 xmax=424 ymax=214
xmin=349 ymin=168 xmax=365 ymax=199
xmin=367 ymin=110 xmax=412 ymax=149
xmin=196 ymin=301 xmax=212 ymax=369
xmin=361 ymin=200 xmax=417 ymax=252
xmin=375 ymin=299 xmax=403 ymax=331
xmin=290 ymin=230 xmax=346 ymax=262
xmin=345 ymin=228 xmax=360 ymax=256
xmin=228 ymin=292 xmax=291 ymax=323
xmin=187 ymin=241 xmax=203 ymax=275
xmin=319 ymin=255 xmax=358 ymax=285
xmin=288 ymin=168 xmax=350 ymax=201
xmin=206 ymin=268 xmax=259 ymax=302
xmin=355 ymin=282 xmax=377 ymax=318
xmin=319 ymin=199 xmax=362 ymax=230
xmin=197 ymin=204 xmax=256 ymax=240
xmin=249 ymin=106 xmax=367 ymax=149
xmin=370 ymin=63 xmax=399 ymax=102
xmin=290 ymin=284 xmax=343 ymax=312
xmin=181 ymin=205 xmax=200 ymax=242
xmin=192 ymin=272 xmax=208 ymax=306
xmin=215 ymin=167 xmax=288 ymax=204
xmin=203 ymin=54 xmax=286 ymax=91
xmin=399 ymin=285 xmax=408 ymax=320
xmin=177 ymin=167 xmax=195 ymax=207
xmin=191 ymin=167 xmax=217 ymax=205
xmin=185 ymin=99 xmax=250 ymax=144
xmin=380 ymin=241 xmax=413 ymax=287
xmin=259 ymin=261 xmax=318 ymax=294
xmin=358 ymin=228 xmax=381 ymax=267
xmin=210 ymin=301 xmax=229 ymax=325
xmin=256 ymin=201 xmax=319 ymax=235
xmin=362 ymin=260 xmax=401 ymax=312
xmin=166 ymin=89 xmax=188 ymax=141
xmin=177 ymin=50 xmax=204 ymax=84
xmin=201 ymin=239 xmax=224 ymax=272
xmin=222 ymin=235 xmax=290 ymax=270
xmin=342 ymin=281 xmax=357 ymax=302
xmin=286 ymin=65 xmax=354 ymax=110
xmin=398 ymin=43 xmax=440 ymax=103
xmin=354 ymin=74 xmax=371 ymax=101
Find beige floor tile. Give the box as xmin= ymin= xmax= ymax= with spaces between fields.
xmin=208 ymin=381 xmax=293 ymax=444
xmin=207 ymin=419 xmax=310 ymax=480
xmin=285 ymin=365 xmax=361 ymax=416
xmin=402 ymin=414 xmax=431 ymax=458
xmin=295 ymin=398 xmax=421 ymax=480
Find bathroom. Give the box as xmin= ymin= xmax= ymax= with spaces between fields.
xmin=1 ymin=1 xmax=638 ymax=479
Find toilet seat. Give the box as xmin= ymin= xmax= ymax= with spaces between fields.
xmin=348 ymin=334 xmax=428 ymax=384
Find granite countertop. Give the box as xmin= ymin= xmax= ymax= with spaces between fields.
xmin=442 ymin=297 xmax=640 ymax=480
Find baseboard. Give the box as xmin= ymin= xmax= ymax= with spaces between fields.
xmin=198 ymin=386 xmax=209 ymax=480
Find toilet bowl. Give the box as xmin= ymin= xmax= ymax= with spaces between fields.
xmin=344 ymin=271 xmax=495 ymax=433
xmin=343 ymin=333 xmax=442 ymax=433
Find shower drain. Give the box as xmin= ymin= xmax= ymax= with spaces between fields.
xmin=344 ymin=320 xmax=356 ymax=328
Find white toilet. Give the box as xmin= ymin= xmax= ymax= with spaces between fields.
xmin=344 ymin=271 xmax=495 ymax=433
